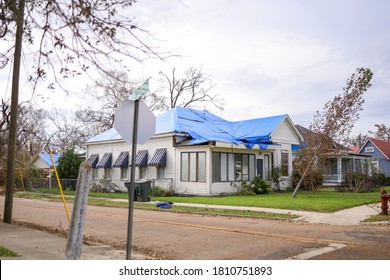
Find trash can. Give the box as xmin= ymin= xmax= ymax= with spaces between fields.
xmin=135 ymin=180 xmax=151 ymax=202
xmin=124 ymin=182 xmax=137 ymax=201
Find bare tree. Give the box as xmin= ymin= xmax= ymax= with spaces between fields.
xmin=2 ymin=0 xmax=165 ymax=223
xmin=46 ymin=109 xmax=89 ymax=153
xmin=160 ymin=67 xmax=224 ymax=112
xmin=79 ymin=70 xmax=167 ymax=137
xmin=370 ymin=124 xmax=390 ymax=141
xmin=292 ymin=67 xmax=373 ymax=198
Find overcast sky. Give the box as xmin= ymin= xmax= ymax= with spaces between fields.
xmin=2 ymin=0 xmax=390 ymax=136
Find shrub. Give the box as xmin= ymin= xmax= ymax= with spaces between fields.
xmin=340 ymin=172 xmax=376 ymax=193
xmin=291 ymin=168 xmax=323 ymax=191
xmin=151 ymin=185 xmax=174 ymax=197
xmin=251 ymin=176 xmax=271 ymax=194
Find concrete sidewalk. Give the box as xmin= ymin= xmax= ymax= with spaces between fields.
xmin=0 ymin=202 xmax=385 ymax=260
xmin=169 ymin=202 xmax=383 ymax=226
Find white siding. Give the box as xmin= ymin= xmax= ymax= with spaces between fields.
xmin=32 ymin=158 xmax=50 ymax=169
xmin=86 ymin=136 xmax=175 ymax=192
xmin=174 ymin=146 xmax=210 ymax=195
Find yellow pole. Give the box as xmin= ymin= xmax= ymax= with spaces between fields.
xmin=19 ymin=169 xmax=25 ymax=192
xmin=50 ymin=151 xmax=71 ymax=223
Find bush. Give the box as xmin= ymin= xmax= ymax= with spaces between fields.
xmin=339 ymin=172 xmax=376 ymax=193
xmin=237 ymin=177 xmax=271 ymax=195
xmin=291 ymin=168 xmax=323 ymax=191
xmin=150 ymin=185 xmax=174 ymax=197
xmin=251 ymin=176 xmax=271 ymax=194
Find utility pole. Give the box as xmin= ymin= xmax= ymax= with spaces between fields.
xmin=3 ymin=0 xmax=25 ymax=224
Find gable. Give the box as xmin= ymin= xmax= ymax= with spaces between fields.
xmin=31 ymin=153 xmax=60 ymax=169
xmin=271 ymin=116 xmax=303 ymax=144
xmin=359 ymin=138 xmax=390 ymax=160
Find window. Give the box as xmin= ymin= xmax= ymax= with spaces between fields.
xmin=212 ymin=152 xmax=255 ymax=182
xmin=157 ymin=166 xmax=166 ymax=179
xmin=181 ymin=152 xmax=206 ymax=182
xmin=264 ymin=155 xmax=270 ymax=181
xmin=139 ymin=167 xmax=147 ymax=179
xmin=120 ymin=167 xmax=128 ymax=180
xmin=92 ymin=168 xmax=98 ymax=179
xmin=281 ymin=152 xmax=289 ymax=176
xmin=104 ymin=168 xmax=111 ymax=179
xmin=365 ymin=147 xmax=374 ymax=153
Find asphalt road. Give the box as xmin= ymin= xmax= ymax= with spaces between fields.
xmin=1 ymin=196 xmax=390 ymax=260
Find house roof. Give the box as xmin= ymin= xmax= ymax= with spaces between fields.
xmin=86 ymin=107 xmax=297 ymax=149
xmin=156 ymin=107 xmax=291 ymax=148
xmin=360 ymin=138 xmax=390 ymax=160
xmin=36 ymin=153 xmax=61 ymax=168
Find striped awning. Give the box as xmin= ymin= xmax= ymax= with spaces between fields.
xmin=113 ymin=152 xmax=129 ymax=168
xmin=96 ymin=153 xmax=112 ymax=168
xmin=134 ymin=150 xmax=148 ymax=167
xmin=87 ymin=154 xmax=99 ymax=168
xmin=148 ymin=148 xmax=167 ymax=167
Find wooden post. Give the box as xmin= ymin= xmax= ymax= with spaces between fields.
xmin=65 ymin=162 xmax=92 ymax=260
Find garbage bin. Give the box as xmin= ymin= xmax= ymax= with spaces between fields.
xmin=135 ymin=180 xmax=151 ymax=202
xmin=124 ymin=182 xmax=137 ymax=201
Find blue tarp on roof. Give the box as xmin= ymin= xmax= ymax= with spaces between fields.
xmin=87 ymin=107 xmax=288 ymax=149
xmin=39 ymin=153 xmax=61 ymax=167
xmin=156 ymin=107 xmax=287 ymax=149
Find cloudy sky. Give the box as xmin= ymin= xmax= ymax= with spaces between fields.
xmin=2 ymin=0 xmax=390 ymax=136
xmin=129 ymin=0 xmax=390 ymax=135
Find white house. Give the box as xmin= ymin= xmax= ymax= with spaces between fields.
xmin=30 ymin=153 xmax=61 ymax=177
xmin=85 ymin=107 xmax=303 ymax=195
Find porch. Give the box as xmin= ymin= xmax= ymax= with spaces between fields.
xmin=322 ymin=155 xmax=371 ymax=186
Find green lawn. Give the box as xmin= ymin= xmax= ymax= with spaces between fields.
xmin=18 ymin=186 xmax=388 ymax=213
xmin=154 ymin=188 xmax=385 ymax=213
xmin=0 ymin=246 xmax=19 ymax=257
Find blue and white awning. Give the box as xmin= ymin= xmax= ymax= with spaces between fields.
xmin=87 ymin=154 xmax=99 ymax=168
xmin=134 ymin=150 xmax=148 ymax=167
xmin=96 ymin=153 xmax=112 ymax=168
xmin=113 ymin=152 xmax=129 ymax=168
xmin=148 ymin=148 xmax=167 ymax=167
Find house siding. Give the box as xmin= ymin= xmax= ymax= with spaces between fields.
xmin=85 ymin=112 xmax=303 ymax=195
xmin=360 ymin=141 xmax=390 ymax=176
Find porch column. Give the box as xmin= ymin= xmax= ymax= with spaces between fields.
xmin=337 ymin=158 xmax=342 ymax=183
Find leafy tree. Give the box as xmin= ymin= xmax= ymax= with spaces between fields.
xmin=292 ymin=68 xmax=373 ymax=198
xmin=56 ymin=148 xmax=83 ymax=179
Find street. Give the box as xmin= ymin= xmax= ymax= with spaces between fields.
xmin=1 ymin=196 xmax=389 ymax=260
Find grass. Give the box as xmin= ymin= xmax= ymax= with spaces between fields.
xmin=363 ymin=214 xmax=390 ymax=223
xmin=14 ymin=191 xmax=298 ymax=220
xmin=0 ymin=245 xmax=19 ymax=257
xmin=14 ymin=186 xmax=389 ymax=213
xmin=154 ymin=187 xmax=387 ymax=213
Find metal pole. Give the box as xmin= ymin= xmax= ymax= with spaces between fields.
xmin=126 ymin=99 xmax=139 ymax=260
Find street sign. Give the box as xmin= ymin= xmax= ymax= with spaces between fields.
xmin=113 ymin=100 xmax=156 ymax=144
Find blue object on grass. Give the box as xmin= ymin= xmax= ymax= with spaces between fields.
xmin=155 ymin=201 xmax=174 ymax=209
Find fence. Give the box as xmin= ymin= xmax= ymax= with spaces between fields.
xmin=15 ymin=178 xmax=78 ymax=190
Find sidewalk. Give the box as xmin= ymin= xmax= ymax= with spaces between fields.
xmin=169 ymin=202 xmax=383 ymax=226
xmin=0 ymin=202 xmax=385 ymax=260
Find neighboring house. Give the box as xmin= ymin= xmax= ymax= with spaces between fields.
xmin=294 ymin=125 xmax=371 ymax=186
xmin=85 ymin=107 xmax=303 ymax=195
xmin=30 ymin=153 xmax=61 ymax=177
xmin=358 ymin=138 xmax=390 ymax=176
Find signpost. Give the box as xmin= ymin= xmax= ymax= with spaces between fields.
xmin=113 ymin=79 xmax=155 ymax=260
